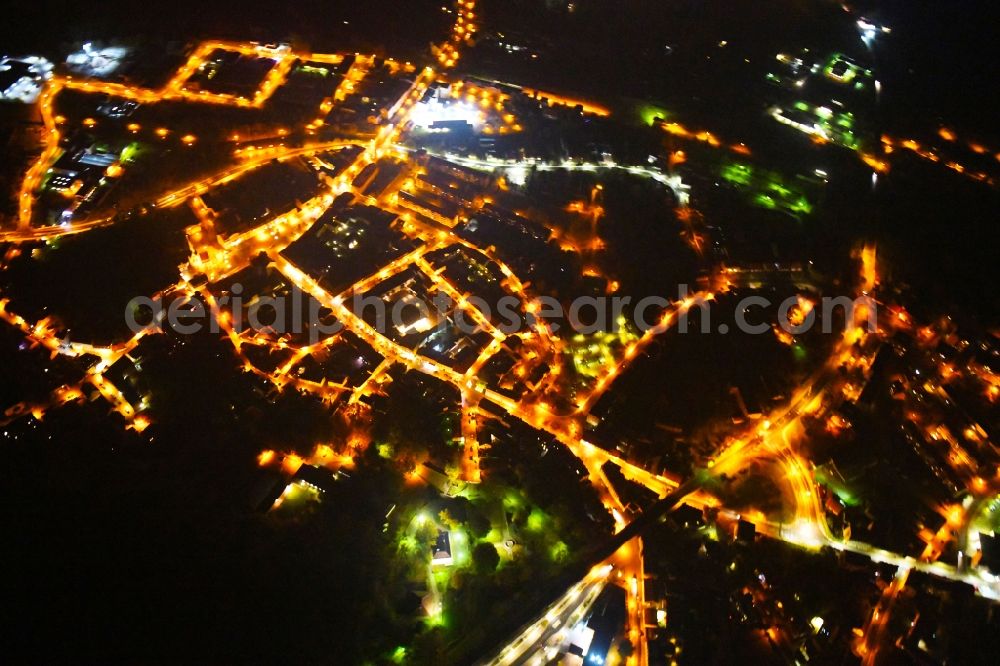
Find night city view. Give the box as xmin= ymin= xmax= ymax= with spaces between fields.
xmin=2 ymin=1 xmax=999 ymax=663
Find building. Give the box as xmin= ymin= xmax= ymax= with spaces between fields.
xmin=585 ymin=584 xmax=626 ymax=665
xmin=250 ymin=471 xmax=287 ymax=512
xmin=65 ymin=43 xmax=130 ymax=78
xmin=418 ymin=461 xmax=465 ymax=497
xmin=674 ymin=503 xmax=704 ymax=529
xmin=46 ymin=141 xmax=127 ymax=221
xmin=293 ymin=464 xmax=343 ymax=493
xmin=0 ymin=60 xmax=31 ymax=96
xmin=979 ymin=532 xmax=1000 ymax=572
xmin=431 ymin=529 xmax=453 ymax=567
xmin=735 ymin=518 xmax=757 ymax=543
xmin=563 ymin=622 xmax=596 ymax=665
xmin=430 ymin=119 xmax=474 ymax=135
xmin=0 ymin=56 xmax=53 ymax=103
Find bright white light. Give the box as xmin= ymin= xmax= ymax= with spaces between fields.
xmin=66 ymin=44 xmax=130 ymax=78
xmin=411 ymin=98 xmax=483 ymax=129
xmin=505 ymin=164 xmax=528 ymax=186
xmin=0 ymin=56 xmax=54 ymax=103
xmin=787 ymin=519 xmax=823 ymax=547
xmin=857 ymin=20 xmax=878 ymax=46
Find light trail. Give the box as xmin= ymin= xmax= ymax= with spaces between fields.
xmin=156 ymin=141 xmax=363 ymax=209
xmin=882 ymin=133 xmax=997 ymax=187
xmin=402 ymin=148 xmax=693 ymax=206
xmin=520 ymin=87 xmax=611 ymax=117
xmin=478 ymin=564 xmax=614 ymax=666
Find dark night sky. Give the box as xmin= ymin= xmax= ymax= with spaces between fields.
xmin=1 ymin=0 xmax=450 ymax=57
xmin=857 ymin=0 xmax=1000 ymax=138
xmin=3 ymin=0 xmax=997 ymax=135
